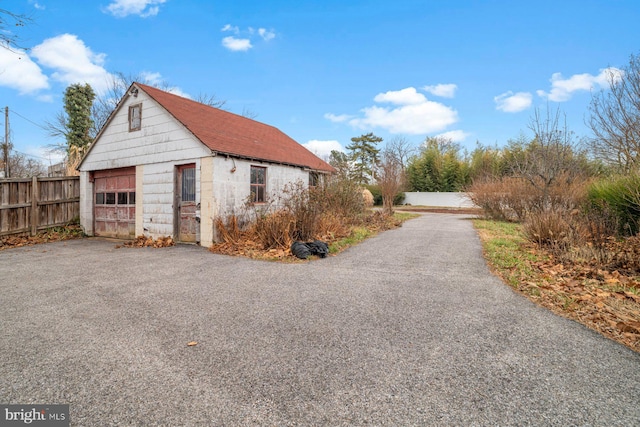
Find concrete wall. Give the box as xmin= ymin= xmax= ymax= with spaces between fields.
xmin=403 ymin=192 xmax=475 ymax=208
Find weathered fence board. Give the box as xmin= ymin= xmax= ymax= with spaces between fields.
xmin=0 ymin=177 xmax=80 ymax=237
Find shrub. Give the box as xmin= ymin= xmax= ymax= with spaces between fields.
xmin=319 ymin=177 xmax=366 ymax=220
xmin=366 ymin=185 xmax=382 ymax=205
xmin=362 ymin=188 xmax=374 ymax=207
xmin=587 ymin=173 xmax=640 ymax=236
xmin=467 ymin=177 xmax=531 ymax=221
xmin=232 ymin=177 xmax=369 ymax=250
xmin=365 ymin=184 xmax=404 ymax=206
xmin=215 ymin=215 xmax=242 ymax=245
xmin=523 ymin=209 xmax=576 ymax=253
xmin=251 ymin=210 xmax=295 ymax=249
xmin=469 ymin=174 xmax=589 ymax=222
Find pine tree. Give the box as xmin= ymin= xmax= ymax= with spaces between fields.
xmin=346 ymin=132 xmax=382 ymax=185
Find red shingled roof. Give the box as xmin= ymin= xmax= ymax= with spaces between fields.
xmin=136 ymin=83 xmax=334 ymax=173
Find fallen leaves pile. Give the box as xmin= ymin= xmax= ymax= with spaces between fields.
xmin=209 ymin=210 xmax=404 ymax=260
xmin=499 ymin=243 xmax=640 ymax=352
xmin=0 ymin=224 xmax=85 ymax=251
xmin=209 ymin=238 xmax=292 ymax=260
xmin=119 ymin=235 xmax=175 ymax=248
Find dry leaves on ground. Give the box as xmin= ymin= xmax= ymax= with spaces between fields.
xmin=516 ymin=246 xmax=640 ymax=352
xmin=117 ymin=235 xmax=175 ymax=248
xmin=0 ymin=225 xmax=85 ymax=251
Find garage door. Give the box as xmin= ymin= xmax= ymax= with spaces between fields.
xmin=93 ymin=167 xmax=136 ymax=239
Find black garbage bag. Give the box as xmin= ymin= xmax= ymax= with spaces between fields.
xmin=307 ymin=240 xmax=329 ymax=258
xmin=291 ymin=241 xmax=312 ymax=259
xmin=291 ymin=240 xmax=329 ymax=259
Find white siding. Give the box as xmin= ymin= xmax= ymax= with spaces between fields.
xmin=211 ymin=156 xmax=308 ymax=218
xmin=79 ymin=90 xmax=210 ymax=172
xmin=78 ymin=88 xmax=319 ymax=245
xmin=142 ymin=159 xmax=201 ymax=238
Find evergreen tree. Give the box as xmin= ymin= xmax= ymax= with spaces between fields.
xmin=63 ymin=83 xmax=96 ymax=155
xmin=346 ymin=132 xmax=382 ymax=185
xmin=328 ymin=150 xmax=351 ymax=180
xmin=406 ymin=137 xmax=470 ymax=191
xmin=64 ymin=83 xmax=96 ymax=169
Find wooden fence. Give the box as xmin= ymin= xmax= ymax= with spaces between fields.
xmin=0 ymin=176 xmax=80 ymax=237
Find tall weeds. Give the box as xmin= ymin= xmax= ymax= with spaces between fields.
xmin=215 ymin=177 xmax=369 ymax=251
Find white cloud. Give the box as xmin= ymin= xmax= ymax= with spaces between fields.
xmin=29 ymin=0 xmax=45 ymax=10
xmin=435 ymin=130 xmax=470 ymax=142
xmin=104 ymin=0 xmax=166 ymax=18
xmin=31 ymin=34 xmax=113 ymax=93
xmin=494 ymin=91 xmax=533 ymax=113
xmin=374 ymin=87 xmax=426 ymax=105
xmin=537 ymin=67 xmax=624 ymax=102
xmin=138 ymin=71 xmax=190 ymax=98
xmin=0 ymin=47 xmax=49 ymax=94
xmin=221 ymin=24 xmax=239 ymax=33
xmin=164 ymin=86 xmax=191 ymax=98
xmin=423 ymin=83 xmax=457 ymax=98
xmin=222 ymin=36 xmax=253 ymax=52
xmin=221 ymin=25 xmax=275 ymax=51
xmin=349 ymin=87 xmax=458 ymax=134
xmin=324 ymin=113 xmax=352 ymax=123
xmin=26 ymin=146 xmax=65 ymax=164
xmin=258 ymin=28 xmax=276 ymax=41
xmin=303 ymin=140 xmax=345 ymax=158
xmin=139 ymin=71 xmax=163 ymax=86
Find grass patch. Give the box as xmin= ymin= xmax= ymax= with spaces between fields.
xmin=473 ymin=219 xmax=542 ymax=287
xmin=329 ymin=226 xmax=372 ymax=254
xmin=473 ymin=218 xmax=640 ymax=353
xmin=393 ymin=212 xmax=420 ymax=222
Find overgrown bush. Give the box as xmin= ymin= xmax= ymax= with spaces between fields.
xmin=367 ymin=185 xmax=382 ymax=205
xmin=215 ymin=177 xmax=370 ymax=250
xmin=317 ymin=177 xmax=366 ymax=220
xmin=523 ymin=209 xmax=577 ymax=253
xmin=251 ymin=210 xmax=295 ymax=249
xmin=588 ymin=173 xmax=640 ymax=236
xmin=365 ymin=184 xmax=405 ymax=206
xmin=469 ymin=174 xmax=588 ymax=222
xmin=362 ymin=188 xmax=374 ymax=207
xmin=467 ymin=177 xmax=534 ymax=221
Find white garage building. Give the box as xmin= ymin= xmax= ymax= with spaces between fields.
xmin=78 ymin=83 xmax=333 ymax=246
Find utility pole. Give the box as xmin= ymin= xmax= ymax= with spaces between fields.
xmin=3 ymin=106 xmax=9 ymax=178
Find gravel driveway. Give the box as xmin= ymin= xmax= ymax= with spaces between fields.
xmin=1 ymin=213 xmax=639 ymax=426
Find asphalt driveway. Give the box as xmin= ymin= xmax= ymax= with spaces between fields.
xmin=1 ymin=213 xmax=639 ymax=426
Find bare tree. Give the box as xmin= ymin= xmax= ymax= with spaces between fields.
xmin=588 ymin=54 xmax=640 ymax=172
xmin=510 ymin=108 xmax=583 ymax=209
xmin=195 ymin=92 xmax=227 ymax=110
xmin=240 ymin=107 xmax=258 ymax=120
xmin=0 ymin=8 xmax=32 ymax=51
xmin=385 ymin=136 xmax=415 ymax=173
xmin=376 ymin=146 xmax=406 ymax=215
xmin=8 ymin=152 xmax=46 ymax=177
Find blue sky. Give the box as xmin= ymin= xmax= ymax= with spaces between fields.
xmin=1 ymin=0 xmax=639 ymax=167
